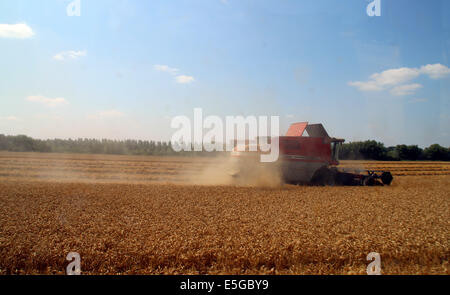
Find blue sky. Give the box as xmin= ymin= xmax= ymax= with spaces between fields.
xmin=0 ymin=0 xmax=449 ymax=147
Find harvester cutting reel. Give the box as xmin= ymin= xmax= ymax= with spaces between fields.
xmin=362 ymin=170 xmax=393 ymax=186
xmin=311 ymin=167 xmax=393 ymax=186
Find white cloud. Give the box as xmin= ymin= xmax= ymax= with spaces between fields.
xmin=155 ymin=64 xmax=195 ymax=84
xmin=370 ymin=67 xmax=420 ymax=86
xmin=89 ymin=110 xmax=125 ymax=119
xmin=419 ymin=64 xmax=450 ymax=79
xmin=176 ymin=75 xmax=195 ymax=84
xmin=349 ymin=67 xmax=420 ymax=92
xmin=26 ymin=95 xmax=69 ymax=107
xmin=154 ymin=65 xmax=179 ymax=75
xmin=390 ymin=83 xmax=423 ymax=96
xmin=54 ymin=50 xmax=87 ymax=61
xmin=0 ymin=23 xmax=34 ymax=39
xmin=349 ymin=64 xmax=449 ymax=96
xmin=0 ymin=116 xmax=20 ymax=121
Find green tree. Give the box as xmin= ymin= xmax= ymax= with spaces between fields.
xmin=396 ymin=145 xmax=423 ymax=160
xmin=423 ymin=144 xmax=450 ymax=161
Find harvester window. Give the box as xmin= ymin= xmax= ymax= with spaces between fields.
xmin=332 ymin=142 xmax=341 ymax=162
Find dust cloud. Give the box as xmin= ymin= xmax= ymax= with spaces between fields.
xmin=181 ymin=154 xmax=283 ymax=188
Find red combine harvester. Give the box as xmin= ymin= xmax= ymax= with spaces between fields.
xmin=231 ymin=122 xmax=393 ymax=186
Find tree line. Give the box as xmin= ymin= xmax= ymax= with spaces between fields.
xmin=0 ymin=134 xmax=449 ymax=161
xmin=339 ymin=140 xmax=450 ymax=161
xmin=0 ymin=134 xmax=222 ymax=157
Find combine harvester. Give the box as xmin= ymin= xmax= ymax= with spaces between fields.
xmin=231 ymin=122 xmax=393 ymax=186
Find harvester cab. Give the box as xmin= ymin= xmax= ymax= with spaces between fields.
xmin=285 ymin=122 xmax=345 ymax=166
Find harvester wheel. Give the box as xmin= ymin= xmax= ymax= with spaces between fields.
xmin=381 ymin=172 xmax=393 ymax=185
xmin=311 ymin=166 xmax=336 ymax=186
xmin=362 ymin=176 xmax=376 ymax=186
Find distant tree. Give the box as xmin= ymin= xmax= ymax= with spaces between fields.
xmin=10 ymin=135 xmax=35 ymax=152
xmin=385 ymin=146 xmax=399 ymax=161
xmin=340 ymin=140 xmax=388 ymax=160
xmin=0 ymin=134 xmax=8 ymax=150
xmin=423 ymin=144 xmax=450 ymax=161
xmin=395 ymin=145 xmax=423 ymax=161
xmin=360 ymin=140 xmax=388 ymax=160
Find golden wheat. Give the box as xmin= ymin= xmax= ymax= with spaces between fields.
xmin=0 ymin=152 xmax=448 ymax=274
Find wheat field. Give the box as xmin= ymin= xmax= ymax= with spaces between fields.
xmin=0 ymin=152 xmax=448 ymax=274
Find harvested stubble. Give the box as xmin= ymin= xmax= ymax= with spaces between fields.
xmin=0 ymin=152 xmax=448 ymax=274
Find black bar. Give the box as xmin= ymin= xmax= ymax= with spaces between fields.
xmin=0 ymin=275 xmax=447 ymax=294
